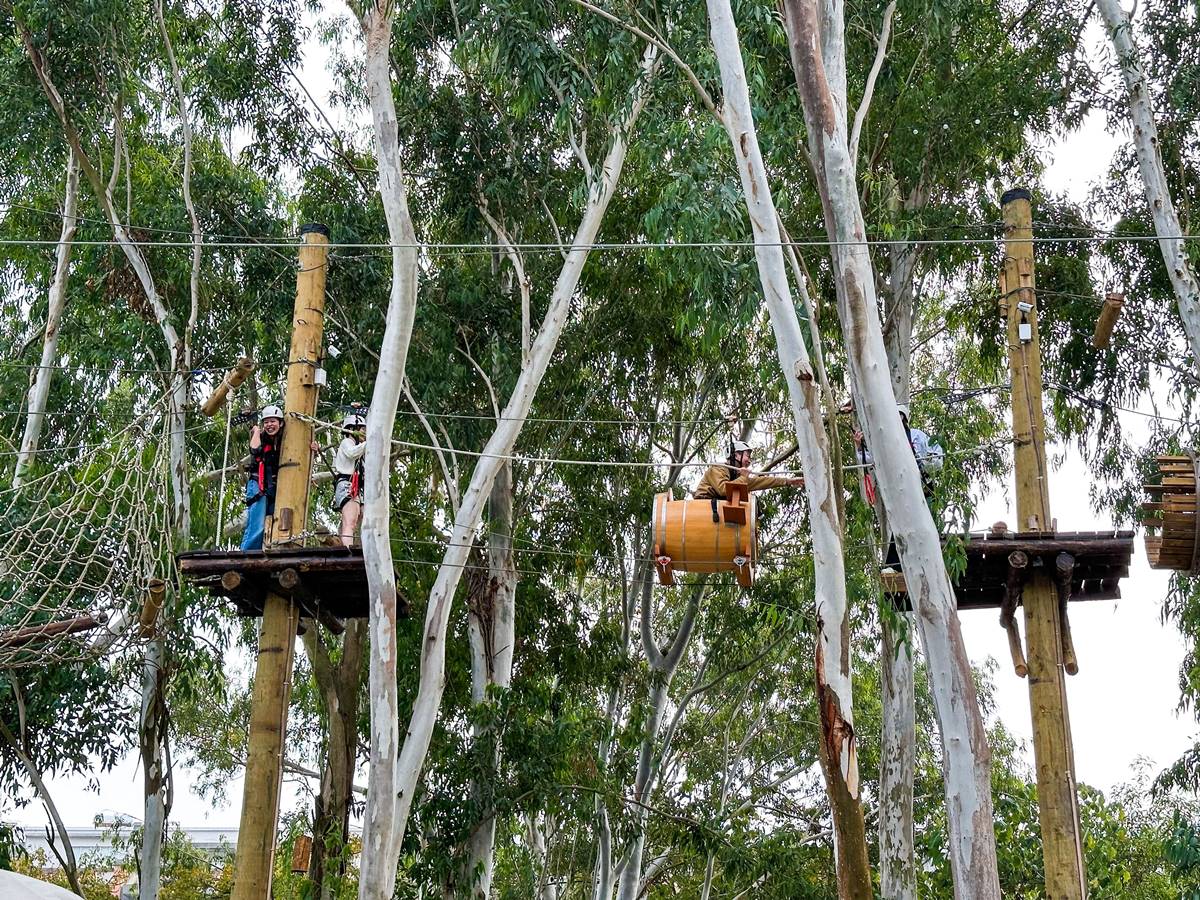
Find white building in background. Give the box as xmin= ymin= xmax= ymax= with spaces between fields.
xmin=14 ymin=822 xmax=237 ymax=898
xmin=19 ymin=822 xmax=238 ymax=858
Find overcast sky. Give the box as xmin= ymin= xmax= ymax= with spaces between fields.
xmin=29 ymin=12 xmax=1195 ymax=833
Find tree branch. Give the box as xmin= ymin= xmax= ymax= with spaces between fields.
xmin=568 ymin=0 xmax=719 ymax=118
xmin=849 ymin=0 xmax=896 ymax=165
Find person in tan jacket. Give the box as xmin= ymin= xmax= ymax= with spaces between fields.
xmin=694 ymin=440 xmax=803 ymax=519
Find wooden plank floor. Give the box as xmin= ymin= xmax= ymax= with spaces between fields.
xmin=177 ymin=547 xmax=406 ymax=622
xmin=885 ymin=529 xmax=1134 ymax=610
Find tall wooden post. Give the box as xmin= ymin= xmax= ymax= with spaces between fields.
xmin=1000 ymin=189 xmax=1086 ymax=899
xmin=232 ymin=223 xmax=330 ymax=899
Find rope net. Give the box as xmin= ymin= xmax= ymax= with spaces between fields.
xmin=0 ymin=394 xmax=177 ymax=669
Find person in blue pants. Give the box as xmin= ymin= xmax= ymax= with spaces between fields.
xmin=241 ymin=405 xmax=285 ymax=551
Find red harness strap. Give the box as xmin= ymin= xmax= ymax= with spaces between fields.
xmin=349 ymin=469 xmax=361 ymax=500
xmin=257 ymin=439 xmax=274 ymax=492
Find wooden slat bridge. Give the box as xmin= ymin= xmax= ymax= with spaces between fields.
xmin=177 ymin=547 xmax=408 ymax=634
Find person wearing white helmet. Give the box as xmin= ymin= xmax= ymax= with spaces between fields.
xmin=694 ymin=438 xmax=804 ymax=521
xmin=853 ymin=402 xmax=944 ymax=572
xmin=852 ymin=402 xmax=944 ymax=490
xmin=332 ymin=408 xmax=367 ymax=547
xmin=241 ymin=404 xmax=286 ymax=550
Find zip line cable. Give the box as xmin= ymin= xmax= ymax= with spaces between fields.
xmin=294 ymin=410 xmax=1011 ymax=474
xmin=6 ymin=233 xmax=1200 ymax=250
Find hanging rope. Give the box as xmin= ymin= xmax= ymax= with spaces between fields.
xmin=216 ymin=396 xmax=234 ymax=542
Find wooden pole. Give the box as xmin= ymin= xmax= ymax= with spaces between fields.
xmin=1091 ymin=292 xmax=1125 ymax=349
xmin=1001 ymin=189 xmax=1087 ymax=900
xmin=201 ymin=356 xmax=255 ymax=417
xmin=232 ymin=224 xmax=329 ymax=900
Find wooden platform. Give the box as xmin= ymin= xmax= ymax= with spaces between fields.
xmin=177 ymin=547 xmax=407 ymax=630
xmin=1141 ymin=454 xmax=1199 ymax=572
xmin=886 ymin=529 xmax=1134 ymax=609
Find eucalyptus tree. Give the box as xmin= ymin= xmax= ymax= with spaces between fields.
xmin=700 ymin=5 xmax=873 ymax=893
xmin=4 ymin=3 xmax=312 ymax=894
xmin=763 ymin=0 xmax=1012 ymax=894
xmin=836 ymin=0 xmax=1085 ymax=890
xmin=0 ymin=663 xmax=131 ymax=894
xmin=344 ymin=0 xmax=665 ymax=890
xmin=1097 ymin=0 xmax=1200 ymax=372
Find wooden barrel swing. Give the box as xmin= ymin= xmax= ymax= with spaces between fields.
xmin=1142 ymin=453 xmax=1200 ymax=572
xmin=652 ymin=482 xmax=758 ymax=587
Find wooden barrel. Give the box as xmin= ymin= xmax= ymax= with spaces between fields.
xmin=1142 ymin=454 xmax=1200 ymax=572
xmin=651 ymin=492 xmax=757 ymax=587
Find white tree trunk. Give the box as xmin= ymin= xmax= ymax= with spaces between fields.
xmin=879 ymin=618 xmax=915 ymax=900
xmin=139 ymin=637 xmax=169 ymax=900
xmin=882 ymin=241 xmax=916 ymax=406
xmin=1097 ymin=0 xmax=1200 ymax=370
xmin=357 ymin=44 xmax=658 ymax=900
xmin=155 ymin=0 xmax=203 ymax=375
xmin=614 ymin=578 xmax=701 ymax=900
xmin=465 ymin=461 xmax=517 ymax=897
xmin=133 ymin=12 xmax=199 ymax=895
xmin=14 ymin=148 xmax=79 ymax=489
xmin=706 ymin=3 xmax=870 ymax=894
xmin=357 ymin=0 xmax=424 ymax=895
xmin=779 ymin=0 xmax=1000 ymax=894
xmin=878 ymin=243 xmax=917 ymax=900
xmin=526 ymin=814 xmax=559 ymax=900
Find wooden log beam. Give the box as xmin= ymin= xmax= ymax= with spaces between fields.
xmin=232 ymin=225 xmax=328 ymax=900
xmin=0 ymin=614 xmax=106 ymax=648
xmin=966 ymin=537 xmax=1133 ymax=557
xmin=179 ymin=552 xmax=365 ymax=577
xmin=1092 ymin=293 xmax=1125 ymax=349
xmin=139 ymin=579 xmax=165 ymax=639
xmin=201 ymin=357 xmax=255 ymax=417
xmin=1002 ymin=189 xmax=1086 ymax=898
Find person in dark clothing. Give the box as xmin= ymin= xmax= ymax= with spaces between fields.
xmin=241 ymin=405 xmax=285 ymax=551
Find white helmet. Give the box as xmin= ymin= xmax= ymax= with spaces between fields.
xmin=260 ymin=404 xmax=284 ymax=422
xmin=897 ymin=403 xmax=910 ymax=420
xmin=731 ymin=439 xmax=753 ymax=453
xmin=343 ymin=413 xmax=366 ymax=429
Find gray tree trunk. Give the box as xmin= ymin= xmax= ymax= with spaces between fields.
xmin=14 ymin=149 xmax=79 ymax=489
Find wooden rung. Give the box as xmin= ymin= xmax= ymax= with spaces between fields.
xmin=881 ymin=571 xmax=908 ymax=594
xmin=721 ymin=502 xmax=748 ymax=525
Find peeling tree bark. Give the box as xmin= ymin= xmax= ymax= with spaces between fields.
xmin=706 ymin=3 xmax=871 ymax=895
xmin=779 ymin=0 xmax=1000 ymax=895
xmin=357 ymin=43 xmax=659 ymax=900
xmin=464 ymin=460 xmax=517 ymax=897
xmin=138 ymin=638 xmax=170 ymax=900
xmin=878 ymin=244 xmax=918 ymax=900
xmin=1097 ymin=0 xmax=1200 ymax=372
xmin=13 ymin=149 xmax=79 ymax=490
